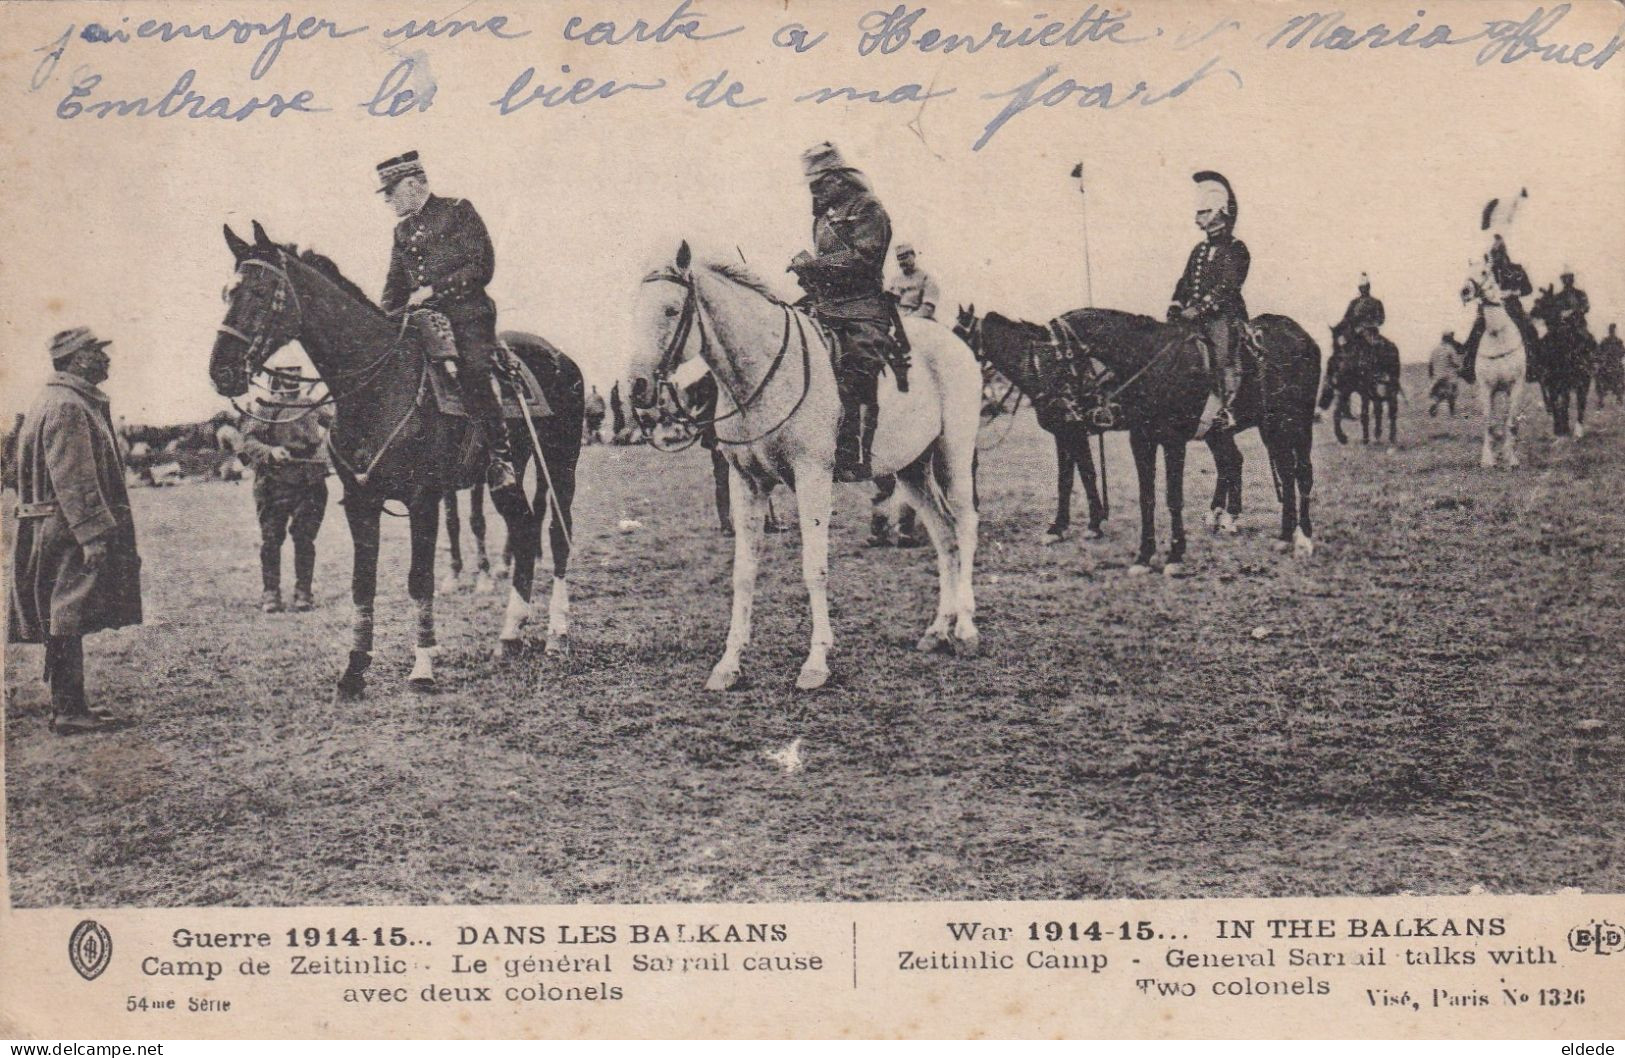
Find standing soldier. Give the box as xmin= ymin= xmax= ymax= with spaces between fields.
xmin=1169 ymin=171 xmax=1250 ymax=439
xmin=788 ymin=143 xmax=904 ymax=482
xmin=8 ymin=328 xmax=143 ymax=735
xmin=239 ymin=369 xmax=333 ymax=613
xmin=887 ymin=243 xmax=941 ymax=321
xmin=376 ymin=150 xmax=525 ymax=512
xmin=609 ymin=382 xmax=627 ymax=443
xmin=1600 ymin=323 xmax=1623 ymax=376
xmin=583 ymin=385 xmax=607 ymax=444
xmin=1428 ymin=331 xmax=1465 ymax=417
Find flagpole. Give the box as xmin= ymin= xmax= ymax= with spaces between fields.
xmin=1072 ymin=162 xmax=1094 ymax=307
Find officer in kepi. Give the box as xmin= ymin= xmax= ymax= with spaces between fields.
xmin=788 ymin=143 xmax=906 ymax=482
xmin=239 ymin=367 xmax=333 ymax=613
xmin=376 ymin=151 xmax=524 ymax=507
xmin=1462 ymin=231 xmax=1535 ymax=384
xmin=888 ymin=242 xmax=941 ymax=321
xmin=1338 ymin=273 xmax=1386 ymax=343
xmin=1169 ymin=171 xmax=1250 ymax=439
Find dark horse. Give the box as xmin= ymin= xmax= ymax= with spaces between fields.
xmin=962 ymin=307 xmax=1320 ymax=571
xmin=1529 ymin=286 xmax=1594 ymax=439
xmin=1317 ymin=327 xmax=1400 ymax=445
xmin=210 ymin=222 xmax=583 ymax=698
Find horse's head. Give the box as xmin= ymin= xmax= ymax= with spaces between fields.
xmin=210 ymin=221 xmax=302 ymax=398
xmin=953 ymin=304 xmax=982 ymax=354
xmin=626 ymin=240 xmax=700 ymax=416
xmin=1461 ymin=256 xmax=1502 ymax=308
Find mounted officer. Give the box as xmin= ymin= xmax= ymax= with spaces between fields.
xmin=376 ymin=151 xmax=523 ymax=505
xmin=1169 ymin=170 xmax=1250 ymax=439
xmin=788 ymin=143 xmax=907 ymax=482
xmin=1337 ymin=273 xmax=1385 ymax=343
xmin=1462 ymin=232 xmax=1535 ymax=383
xmin=1549 ymin=267 xmax=1591 ymax=337
xmin=888 ymin=242 xmax=941 ymax=321
xmin=239 ymin=367 xmax=333 ymax=613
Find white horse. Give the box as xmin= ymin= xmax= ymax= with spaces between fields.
xmin=1463 ymin=259 xmax=1528 ymax=468
xmin=627 ymin=242 xmax=982 ymax=690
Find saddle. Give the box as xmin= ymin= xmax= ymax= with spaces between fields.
xmin=408 ymin=310 xmax=553 ymax=420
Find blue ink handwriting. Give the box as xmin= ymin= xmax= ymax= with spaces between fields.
xmin=74 ymin=13 xmax=367 ymax=80
xmin=773 ymin=23 xmax=828 ymax=52
xmin=491 ymin=66 xmax=666 ymax=114
xmin=562 ymin=0 xmax=743 ymax=45
xmin=362 ymin=55 xmax=437 ymax=116
xmin=1477 ymin=5 xmax=1623 ymax=70
xmin=57 ymin=68 xmax=326 ymax=120
xmin=684 ymin=69 xmax=765 ymax=107
xmin=795 ymin=83 xmax=956 ymax=104
xmin=382 ymin=15 xmax=529 ymax=41
xmin=32 ymin=25 xmax=73 ymax=90
xmin=858 ymin=4 xmax=1149 ymax=58
xmin=973 ymin=56 xmax=1241 ymax=150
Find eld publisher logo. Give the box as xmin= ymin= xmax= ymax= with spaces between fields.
xmin=1566 ymin=920 xmax=1623 ymax=956
xmin=69 ymin=919 xmax=112 ymax=981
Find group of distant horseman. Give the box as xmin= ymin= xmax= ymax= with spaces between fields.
xmin=5 ymin=141 xmax=1620 ymax=729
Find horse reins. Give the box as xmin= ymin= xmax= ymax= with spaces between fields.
xmin=638 ymin=268 xmax=814 ymax=450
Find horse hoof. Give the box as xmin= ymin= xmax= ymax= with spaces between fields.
xmin=1271 ymin=538 xmax=1291 ymax=554
xmin=473 ymin=574 xmax=496 ymax=596
xmin=953 ymin=632 xmax=980 ymax=657
xmin=1293 ymin=533 xmax=1315 ymax=560
xmin=409 ymin=677 xmax=437 ymax=694
xmin=1480 ymin=454 xmax=1496 ymax=469
xmin=1163 ymin=562 xmax=1185 ymax=579
xmin=795 ymin=666 xmax=829 ymax=691
xmin=1042 ymin=529 xmax=1067 ymax=546
xmin=1219 ymin=512 xmax=1239 ymax=536
xmin=1127 ymin=563 xmax=1152 ymax=576
xmin=706 ymin=664 xmax=740 ymax=691
xmin=917 ymin=631 xmax=945 ymax=653
xmin=545 ymin=634 xmax=573 ymax=657
xmin=333 ymin=680 xmax=365 ymax=702
xmin=493 ymin=638 xmax=523 ymax=661
xmin=1206 ymin=509 xmax=1222 ymax=532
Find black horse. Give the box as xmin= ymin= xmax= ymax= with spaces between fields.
xmin=962 ymin=307 xmax=1320 ymax=571
xmin=210 ymin=222 xmax=583 ymax=698
xmin=1318 ymin=327 xmax=1400 ymax=445
xmin=1530 ymin=286 xmax=1594 ymax=439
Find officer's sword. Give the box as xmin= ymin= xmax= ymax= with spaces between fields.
xmin=505 ymin=371 xmax=574 ymax=555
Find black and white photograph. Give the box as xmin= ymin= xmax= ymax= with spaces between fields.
xmin=1 ymin=0 xmax=1622 ymax=1038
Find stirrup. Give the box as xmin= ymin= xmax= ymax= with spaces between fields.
xmin=487 ymin=459 xmax=518 ymax=492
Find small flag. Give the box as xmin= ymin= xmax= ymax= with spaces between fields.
xmin=1480 ymin=188 xmax=1528 ymax=231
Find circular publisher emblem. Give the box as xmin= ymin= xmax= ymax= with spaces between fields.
xmin=69 ymin=920 xmax=112 ymax=981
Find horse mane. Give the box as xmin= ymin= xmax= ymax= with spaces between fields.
xmin=703 ymin=260 xmax=786 ymax=305
xmin=277 ymin=243 xmax=381 ymax=312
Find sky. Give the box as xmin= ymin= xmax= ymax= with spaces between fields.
xmin=1 ymin=0 xmax=1621 ymax=424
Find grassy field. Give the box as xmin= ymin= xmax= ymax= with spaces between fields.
xmin=5 ymin=365 xmax=1622 ymax=906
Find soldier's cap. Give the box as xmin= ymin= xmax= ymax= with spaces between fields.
xmin=1561 ymin=266 xmax=1575 ymax=278
xmin=1359 ymin=272 xmax=1371 ymax=288
xmin=1443 ymin=330 xmax=1455 ymax=339
xmin=376 ymin=150 xmax=426 ymax=193
xmin=1192 ymin=170 xmax=1237 ymax=223
xmin=49 ymin=327 xmax=111 ymax=363
xmin=896 ymin=243 xmax=916 ymax=258
xmin=801 ymin=142 xmax=867 ymax=188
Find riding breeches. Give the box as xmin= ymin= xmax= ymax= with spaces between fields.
xmin=255 ymin=474 xmax=327 ymax=591
xmin=829 ymin=318 xmax=890 ymax=407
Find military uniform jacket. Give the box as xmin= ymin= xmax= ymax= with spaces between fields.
xmin=1550 ymin=286 xmax=1590 ymax=325
xmin=1489 ymin=245 xmax=1532 ymax=299
xmin=1339 ymin=294 xmax=1385 ymax=331
xmin=381 ymin=195 xmax=495 ymax=318
xmin=1171 ymin=233 xmax=1250 ymax=322
xmin=240 ymin=400 xmax=333 ymax=485
xmin=800 ymin=189 xmax=893 ymax=322
xmin=888 ymin=269 xmax=941 ymax=320
xmin=1601 ymin=335 xmax=1624 ymax=361
xmin=8 ymin=372 xmax=143 ymax=641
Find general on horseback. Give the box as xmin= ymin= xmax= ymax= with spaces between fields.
xmin=787 ymin=143 xmax=912 ymax=482
xmin=377 ymin=151 xmax=526 ymax=510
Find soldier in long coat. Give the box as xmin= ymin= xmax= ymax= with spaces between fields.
xmin=8 ymin=328 xmax=143 ymax=734
xmin=789 ymin=142 xmax=903 ymax=481
xmin=376 ymin=151 xmax=523 ymax=506
xmin=1168 ymin=171 xmax=1250 ymax=438
xmin=239 ymin=369 xmax=333 ymax=613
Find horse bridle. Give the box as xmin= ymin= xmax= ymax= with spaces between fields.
xmin=637 ymin=267 xmax=813 ymax=448
xmin=220 ymin=250 xmax=407 ymax=420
